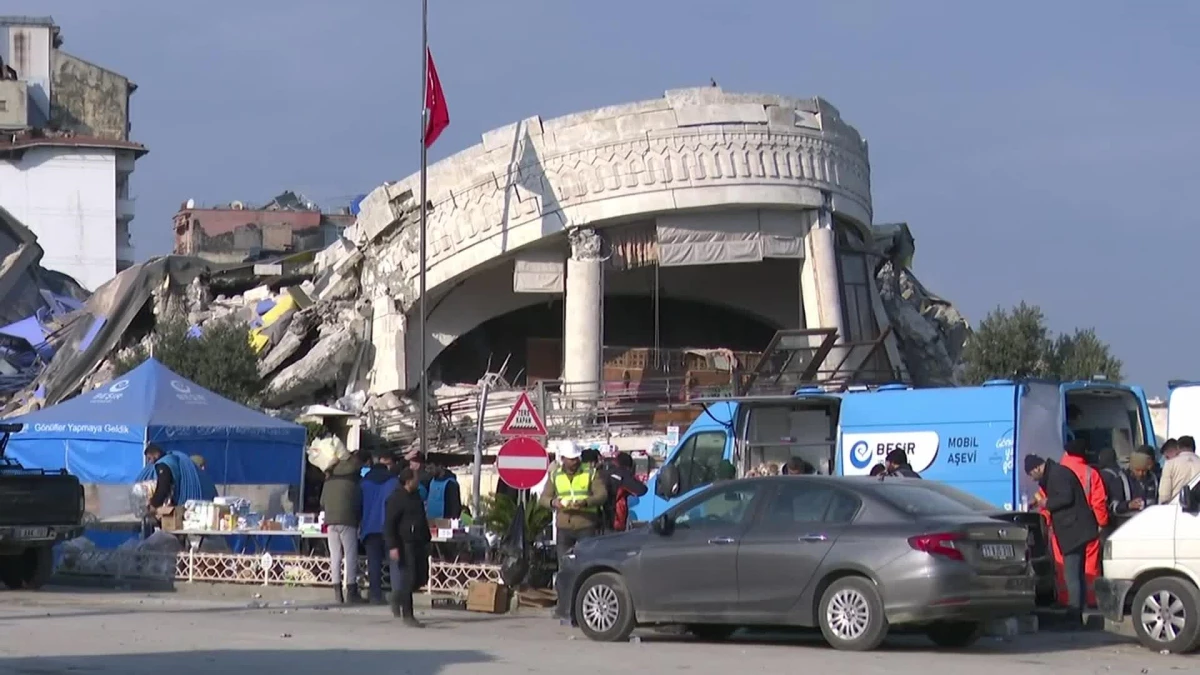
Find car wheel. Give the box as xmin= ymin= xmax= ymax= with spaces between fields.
xmin=18 ymin=546 xmax=53 ymax=590
xmin=574 ymin=572 xmax=636 ymax=642
xmin=0 ymin=555 xmax=22 ymax=590
xmin=687 ymin=624 xmax=737 ymax=641
xmin=818 ymin=576 xmax=888 ymax=651
xmin=926 ymin=621 xmax=983 ymax=649
xmin=1131 ymin=577 xmax=1200 ymax=654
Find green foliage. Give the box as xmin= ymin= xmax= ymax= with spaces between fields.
xmin=962 ymin=302 xmax=1123 ymax=384
xmin=479 ymin=493 xmax=554 ymax=544
xmin=113 ymin=316 xmax=265 ymax=405
xmin=1051 ymin=328 xmax=1124 ymax=382
xmin=302 ymin=422 xmax=329 ymax=445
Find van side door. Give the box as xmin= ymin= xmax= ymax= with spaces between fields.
xmin=1176 ymin=480 xmax=1200 ymax=577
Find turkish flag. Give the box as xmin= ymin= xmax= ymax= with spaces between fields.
xmin=424 ymin=48 xmax=449 ymax=148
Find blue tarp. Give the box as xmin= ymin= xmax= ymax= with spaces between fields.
xmin=5 ymin=359 xmax=306 ymax=486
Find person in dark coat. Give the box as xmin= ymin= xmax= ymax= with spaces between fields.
xmin=884 ymin=449 xmax=921 ymax=478
xmin=1126 ymin=446 xmax=1160 ymax=507
xmin=1026 ymin=453 xmax=1100 ymax=627
xmin=600 ymin=452 xmax=648 ymax=532
xmin=142 ymin=444 xmax=176 ymax=538
xmin=1095 ymin=448 xmax=1138 ymax=527
xmin=384 ymin=467 xmax=432 ymax=627
xmin=360 ymin=451 xmax=401 ymax=605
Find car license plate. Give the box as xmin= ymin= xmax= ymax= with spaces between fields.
xmin=16 ymin=527 xmax=48 ymax=539
xmin=981 ymin=543 xmax=1014 ymax=559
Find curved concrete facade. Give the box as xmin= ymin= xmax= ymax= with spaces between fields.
xmin=353 ymin=87 xmax=884 ymax=393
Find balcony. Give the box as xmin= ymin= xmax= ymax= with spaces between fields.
xmin=117 ymin=244 xmax=136 ymax=268
xmin=117 ymin=197 xmax=136 ymax=221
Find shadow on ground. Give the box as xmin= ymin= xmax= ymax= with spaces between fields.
xmin=0 ymin=649 xmax=493 ymax=674
xmin=637 ymin=626 xmax=1139 ymax=655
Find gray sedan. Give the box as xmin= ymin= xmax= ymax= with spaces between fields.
xmin=555 ymin=475 xmax=1035 ymax=651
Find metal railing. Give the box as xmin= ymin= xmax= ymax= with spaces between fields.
xmin=366 ymin=329 xmax=905 ymax=453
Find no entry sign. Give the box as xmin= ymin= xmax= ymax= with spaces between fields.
xmin=496 ymin=436 xmax=549 ymax=490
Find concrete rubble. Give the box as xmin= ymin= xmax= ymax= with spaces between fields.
xmin=1 ymin=186 xmax=971 ymax=450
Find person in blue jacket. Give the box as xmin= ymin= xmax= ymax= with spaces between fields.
xmin=424 ymin=463 xmax=461 ymax=520
xmin=359 ymin=450 xmax=401 ymax=605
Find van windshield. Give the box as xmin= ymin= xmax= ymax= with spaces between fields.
xmin=873 ymin=483 xmax=996 ymax=517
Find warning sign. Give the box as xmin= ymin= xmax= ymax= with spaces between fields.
xmin=498 ymin=391 xmax=547 ymax=437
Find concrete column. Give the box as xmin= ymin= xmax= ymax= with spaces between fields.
xmin=562 ymin=227 xmax=604 ymax=400
xmin=799 ymin=206 xmax=848 ymax=378
xmin=369 ymin=292 xmax=407 ymax=394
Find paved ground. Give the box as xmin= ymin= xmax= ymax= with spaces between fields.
xmin=0 ymin=587 xmax=1192 ymax=674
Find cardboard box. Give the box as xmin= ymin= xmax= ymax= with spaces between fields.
xmin=466 ymin=581 xmax=509 ymax=614
xmin=160 ymin=507 xmax=184 ymax=531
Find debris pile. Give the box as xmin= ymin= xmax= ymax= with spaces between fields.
xmin=876 ymin=260 xmax=970 ymax=386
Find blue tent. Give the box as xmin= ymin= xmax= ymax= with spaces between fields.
xmin=5 ymin=359 xmax=306 ymax=488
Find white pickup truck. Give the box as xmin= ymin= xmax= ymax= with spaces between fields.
xmin=1096 ymin=475 xmax=1200 ymax=654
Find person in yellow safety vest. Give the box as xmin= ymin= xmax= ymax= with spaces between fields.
xmin=539 ymin=440 xmax=608 ymax=561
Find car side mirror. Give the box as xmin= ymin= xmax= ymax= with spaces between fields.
xmin=655 ymin=464 xmax=681 ymax=499
xmin=651 ymin=514 xmax=675 ymax=536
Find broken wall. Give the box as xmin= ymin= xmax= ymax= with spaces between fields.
xmin=50 ymin=50 xmax=131 ymax=141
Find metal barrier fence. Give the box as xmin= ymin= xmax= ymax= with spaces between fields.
xmin=55 ymin=548 xmax=500 ymax=596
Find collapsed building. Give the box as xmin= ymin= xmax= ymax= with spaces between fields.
xmin=1 ymin=87 xmax=970 ymax=455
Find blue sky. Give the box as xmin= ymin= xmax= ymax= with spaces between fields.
xmin=14 ymin=1 xmax=1199 ymax=393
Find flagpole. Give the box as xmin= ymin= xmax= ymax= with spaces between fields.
xmin=418 ymin=0 xmax=430 ymax=458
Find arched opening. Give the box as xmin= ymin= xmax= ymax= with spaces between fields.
xmin=433 ymin=296 xmax=779 ymax=384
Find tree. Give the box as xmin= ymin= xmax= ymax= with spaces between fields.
xmin=113 ymin=316 xmax=265 ymax=406
xmin=961 ymin=302 xmax=1123 ymax=384
xmin=1051 ymin=328 xmax=1124 ymax=382
xmin=961 ymin=302 xmax=1054 ymax=384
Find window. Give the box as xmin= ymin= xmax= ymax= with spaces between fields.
xmin=670 ymin=431 xmax=728 ymax=495
xmin=762 ymin=483 xmax=861 ymax=525
xmin=673 ymin=484 xmax=760 ymax=529
xmin=874 ymin=484 xmax=992 ymax=517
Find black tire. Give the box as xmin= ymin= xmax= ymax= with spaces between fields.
xmin=817 ymin=576 xmax=888 ymax=651
xmin=20 ymin=546 xmax=53 ymax=590
xmin=1131 ymin=577 xmax=1200 ymax=654
xmin=687 ymin=624 xmax=737 ymax=641
xmin=926 ymin=621 xmax=983 ymax=649
xmin=0 ymin=555 xmax=22 ymax=590
xmin=573 ymin=572 xmax=636 ymax=642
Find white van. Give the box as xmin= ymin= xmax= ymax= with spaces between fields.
xmin=1097 ymin=475 xmax=1200 ymax=654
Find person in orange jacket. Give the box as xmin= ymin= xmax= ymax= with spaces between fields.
xmin=1036 ymin=439 xmax=1108 ymax=607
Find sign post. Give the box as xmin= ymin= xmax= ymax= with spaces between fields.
xmin=496 ymin=391 xmax=549 ymax=493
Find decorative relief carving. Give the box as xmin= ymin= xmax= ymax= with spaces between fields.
xmin=399 ymin=129 xmax=871 ymax=284
xmin=567 ymin=227 xmax=603 ymax=263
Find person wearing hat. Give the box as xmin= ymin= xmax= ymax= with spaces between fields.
xmin=1126 ymin=445 xmax=1160 ymax=507
xmin=404 ymin=448 xmax=431 ymax=502
xmin=538 ymin=440 xmax=607 ymax=561
xmin=1025 ymin=453 xmax=1099 ymax=628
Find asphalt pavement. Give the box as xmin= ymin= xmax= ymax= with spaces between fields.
xmin=0 ymin=587 xmax=1190 ymax=674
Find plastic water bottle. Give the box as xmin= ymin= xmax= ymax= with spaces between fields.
xmin=1019 ymin=493 xmax=1030 ymax=512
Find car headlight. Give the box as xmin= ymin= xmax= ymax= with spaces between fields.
xmin=1102 ymin=540 xmax=1112 ymax=560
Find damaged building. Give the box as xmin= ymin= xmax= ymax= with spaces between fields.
xmin=173 ymin=191 xmax=355 ymax=264
xmin=0 ymin=16 xmax=147 ymax=291
xmin=2 ymin=87 xmax=970 ymax=456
